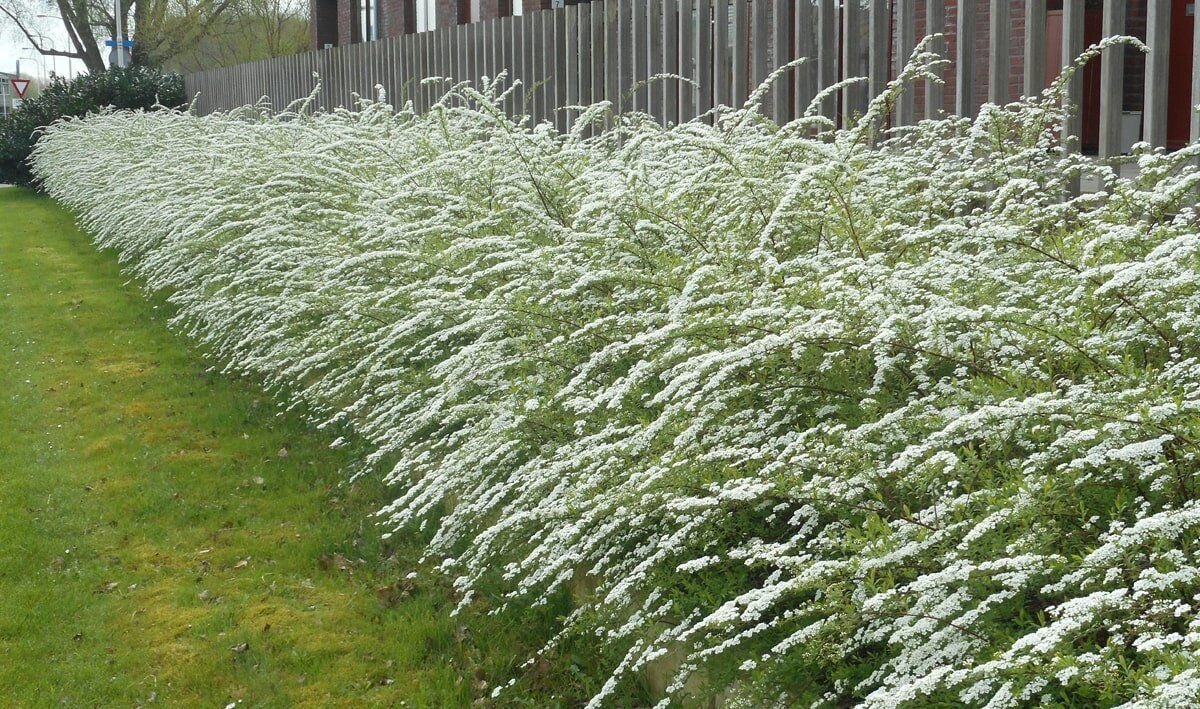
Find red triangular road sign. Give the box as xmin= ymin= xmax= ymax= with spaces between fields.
xmin=10 ymin=78 xmax=29 ymax=99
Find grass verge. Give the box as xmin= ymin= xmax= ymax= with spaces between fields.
xmin=0 ymin=189 xmax=577 ymax=707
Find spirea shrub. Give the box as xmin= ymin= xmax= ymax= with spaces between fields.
xmin=0 ymin=65 xmax=184 ymax=188
xmin=31 ymin=42 xmax=1200 ymax=706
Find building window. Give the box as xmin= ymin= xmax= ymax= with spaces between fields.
xmin=416 ymin=0 xmax=436 ymax=31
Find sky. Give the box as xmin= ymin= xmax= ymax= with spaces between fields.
xmin=0 ymin=14 xmax=92 ymax=81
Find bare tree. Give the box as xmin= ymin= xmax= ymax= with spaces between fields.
xmin=0 ymin=0 xmax=289 ymax=74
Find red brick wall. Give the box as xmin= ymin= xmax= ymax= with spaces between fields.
xmin=337 ymin=0 xmax=361 ymax=46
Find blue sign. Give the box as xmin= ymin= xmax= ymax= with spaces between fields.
xmin=104 ymin=39 xmax=134 ymax=48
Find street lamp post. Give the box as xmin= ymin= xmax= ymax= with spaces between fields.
xmin=19 ymin=52 xmax=45 ymax=84
xmin=113 ymin=0 xmax=126 ymax=68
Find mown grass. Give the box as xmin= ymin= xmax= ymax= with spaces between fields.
xmin=0 ymin=189 xmax=589 ymax=707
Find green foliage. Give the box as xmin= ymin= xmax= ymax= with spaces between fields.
xmin=0 ymin=67 xmax=184 ymax=188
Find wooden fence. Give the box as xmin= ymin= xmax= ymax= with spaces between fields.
xmin=185 ymin=0 xmax=1200 ymax=155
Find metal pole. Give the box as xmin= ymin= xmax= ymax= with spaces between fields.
xmin=115 ymin=0 xmax=126 ymax=68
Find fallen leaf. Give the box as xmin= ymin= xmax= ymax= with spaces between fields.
xmin=277 ymin=447 xmax=288 ymax=458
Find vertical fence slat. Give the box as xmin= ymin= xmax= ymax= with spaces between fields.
xmin=869 ymin=0 xmax=888 ymax=101
xmin=955 ymin=0 xmax=976 ymax=119
xmin=894 ymin=0 xmax=915 ymax=125
xmin=578 ymin=3 xmax=592 ymax=108
xmin=590 ymin=0 xmax=606 ymax=111
xmin=565 ymin=5 xmax=579 ymax=130
xmin=988 ymin=0 xmax=1010 ymax=105
xmin=751 ymin=0 xmax=769 ymax=97
xmin=539 ymin=10 xmax=552 ymax=124
xmin=1144 ymin=0 xmax=1170 ymax=148
xmin=553 ymin=8 xmax=567 ymax=130
xmin=713 ymin=0 xmax=730 ymax=109
xmin=843 ymin=0 xmax=866 ymax=122
xmin=664 ymin=0 xmax=680 ymax=124
xmin=1193 ymin=0 xmax=1200 ymax=142
xmin=697 ymin=0 xmax=714 ymax=117
xmin=619 ymin=0 xmax=638 ymax=110
xmin=606 ymin=0 xmax=621 ymax=113
xmin=1098 ymin=0 xmax=1127 ymax=158
xmin=524 ymin=13 xmax=538 ymax=118
xmin=769 ymin=0 xmax=788 ymax=122
xmin=633 ymin=0 xmax=649 ymax=112
xmin=926 ymin=0 xmax=944 ymax=118
xmin=795 ymin=0 xmax=814 ymax=117
xmin=817 ymin=0 xmax=837 ymax=121
xmin=649 ymin=0 xmax=664 ymax=121
xmin=731 ymin=0 xmax=748 ymax=108
xmin=678 ymin=0 xmax=694 ymax=120
xmin=1024 ymin=0 xmax=1046 ymax=97
xmin=1063 ymin=0 xmax=1084 ymax=194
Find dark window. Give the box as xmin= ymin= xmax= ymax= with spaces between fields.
xmin=458 ymin=0 xmax=471 ymax=23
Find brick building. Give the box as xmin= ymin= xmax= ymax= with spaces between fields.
xmin=312 ymin=0 xmax=587 ymax=49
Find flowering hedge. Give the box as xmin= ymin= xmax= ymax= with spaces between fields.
xmin=31 ymin=45 xmax=1200 ymax=706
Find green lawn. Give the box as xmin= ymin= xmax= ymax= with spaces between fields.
xmin=0 ymin=189 xmax=569 ymax=706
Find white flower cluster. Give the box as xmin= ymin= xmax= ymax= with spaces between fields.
xmin=31 ymin=45 xmax=1200 ymax=706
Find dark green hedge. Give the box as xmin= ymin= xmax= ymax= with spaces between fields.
xmin=0 ymin=66 xmax=185 ymax=188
